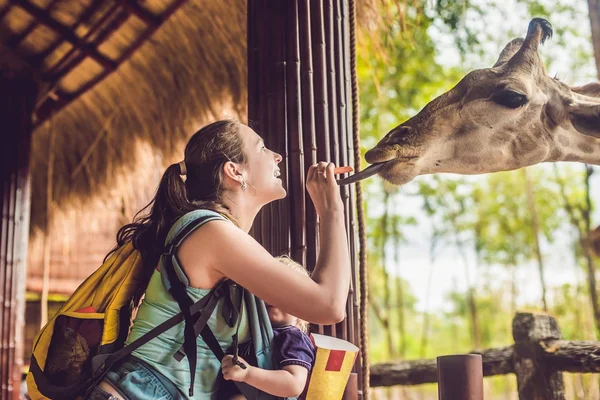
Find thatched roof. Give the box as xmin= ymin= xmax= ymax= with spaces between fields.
xmin=0 ymin=0 xmax=390 ymax=293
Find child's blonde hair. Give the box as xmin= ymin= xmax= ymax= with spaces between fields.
xmin=276 ymin=256 xmax=310 ymax=333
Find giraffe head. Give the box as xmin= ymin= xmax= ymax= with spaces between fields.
xmin=342 ymin=18 xmax=600 ymax=186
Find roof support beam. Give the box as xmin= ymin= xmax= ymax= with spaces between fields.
xmin=122 ymin=0 xmax=161 ymax=26
xmin=33 ymin=0 xmax=190 ymax=127
xmin=43 ymin=2 xmax=125 ymax=80
xmin=11 ymin=0 xmax=117 ymax=71
xmin=6 ymin=0 xmax=61 ymax=48
xmin=0 ymin=4 xmax=13 ymax=22
xmin=33 ymin=0 xmax=107 ymax=67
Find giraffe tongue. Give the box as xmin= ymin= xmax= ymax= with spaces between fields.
xmin=336 ymin=162 xmax=387 ymax=185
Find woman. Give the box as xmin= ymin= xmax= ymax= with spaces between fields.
xmin=88 ymin=119 xmax=350 ymax=399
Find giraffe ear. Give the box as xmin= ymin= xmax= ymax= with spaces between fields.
xmin=571 ymin=82 xmax=600 ymax=98
xmin=569 ymin=103 xmax=600 ymax=138
xmin=493 ymin=38 xmax=524 ymax=67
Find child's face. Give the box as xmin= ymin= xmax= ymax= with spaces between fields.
xmin=266 ymin=304 xmax=298 ymax=328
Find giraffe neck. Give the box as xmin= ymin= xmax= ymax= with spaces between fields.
xmin=554 ymin=125 xmax=600 ymax=165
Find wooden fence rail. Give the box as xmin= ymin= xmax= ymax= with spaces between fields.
xmin=370 ymin=312 xmax=600 ymax=400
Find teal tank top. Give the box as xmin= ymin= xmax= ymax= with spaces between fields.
xmin=125 ymin=210 xmax=250 ymax=399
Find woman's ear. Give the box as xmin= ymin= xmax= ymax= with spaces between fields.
xmin=223 ymin=161 xmax=245 ymax=185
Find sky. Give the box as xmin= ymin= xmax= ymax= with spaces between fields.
xmin=376 ymin=0 xmax=600 ymax=313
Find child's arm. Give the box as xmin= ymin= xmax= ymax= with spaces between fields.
xmin=221 ymin=355 xmax=308 ymax=398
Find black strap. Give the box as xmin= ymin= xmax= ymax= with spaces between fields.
xmin=162 ymin=214 xmax=256 ymax=399
xmin=172 ymin=286 xmax=223 ymax=361
xmin=198 ymin=317 xmax=257 ymax=400
xmin=230 ymin=287 xmax=247 ymax=369
xmin=162 ymin=251 xmax=200 ymax=397
xmin=85 ymin=281 xmax=228 ymax=397
xmin=161 ymin=213 xmax=228 ymax=397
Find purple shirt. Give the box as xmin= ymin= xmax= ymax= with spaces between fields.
xmin=273 ymin=326 xmax=316 ymax=372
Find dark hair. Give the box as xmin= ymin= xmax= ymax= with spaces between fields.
xmin=107 ymin=119 xmax=245 ymax=273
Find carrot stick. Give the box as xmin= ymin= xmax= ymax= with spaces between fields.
xmin=333 ymin=166 xmax=353 ymax=174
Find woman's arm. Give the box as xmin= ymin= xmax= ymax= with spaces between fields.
xmin=179 ymin=163 xmax=351 ymax=324
xmin=221 ymin=355 xmax=308 ymax=397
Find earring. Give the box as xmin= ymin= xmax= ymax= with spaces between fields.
xmin=241 ymin=180 xmax=247 ymax=191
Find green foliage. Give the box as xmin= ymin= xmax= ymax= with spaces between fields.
xmin=358 ymin=2 xmax=464 ymax=158
xmin=476 ymin=167 xmax=565 ymax=267
xmin=358 ymin=0 xmax=599 ymax=397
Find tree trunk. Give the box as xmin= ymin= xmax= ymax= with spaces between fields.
xmin=522 ymin=169 xmax=548 ymax=311
xmin=419 ymin=251 xmax=435 ymax=359
xmin=455 ymin=232 xmax=481 ymax=349
xmin=467 ymin=288 xmax=480 ymax=349
xmin=511 ymin=264 xmax=518 ymax=314
xmin=554 ymin=165 xmax=600 ymax=336
xmin=379 ymin=191 xmax=395 ymax=357
xmin=588 ymin=0 xmax=600 ymax=78
xmin=395 ymin=245 xmax=406 ymax=357
xmin=583 ymin=166 xmax=599 ymax=338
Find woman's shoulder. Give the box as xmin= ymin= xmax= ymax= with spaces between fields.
xmin=166 ymin=209 xmax=230 ymax=244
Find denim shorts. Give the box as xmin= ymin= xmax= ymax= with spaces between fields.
xmin=86 ymin=355 xmax=186 ymax=400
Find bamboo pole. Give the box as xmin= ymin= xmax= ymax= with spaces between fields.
xmin=341 ymin=0 xmax=359 ymax=351
xmin=285 ymin=0 xmax=307 ymax=265
xmin=271 ymin=0 xmax=290 ymax=257
xmin=325 ymin=0 xmax=339 ymax=167
xmin=247 ymin=0 xmax=259 ymax=242
xmin=248 ymin=0 xmax=361 ymax=395
xmin=1 ymin=163 xmax=15 ymax=398
xmin=334 ymin=0 xmax=351 ymax=345
xmin=298 ymin=0 xmax=318 ymax=272
xmin=40 ymin=116 xmax=56 ymax=328
xmin=0 ymin=58 xmax=38 ymax=400
xmin=311 ymin=0 xmax=331 ymax=163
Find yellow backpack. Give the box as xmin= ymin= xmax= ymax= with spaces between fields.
xmin=26 ymin=212 xmax=234 ymax=399
xmin=26 ymin=242 xmax=147 ymax=399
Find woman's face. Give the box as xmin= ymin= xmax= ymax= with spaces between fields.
xmin=238 ymin=125 xmax=286 ymax=203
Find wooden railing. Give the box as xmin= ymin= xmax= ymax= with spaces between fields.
xmin=370 ymin=312 xmax=600 ymax=400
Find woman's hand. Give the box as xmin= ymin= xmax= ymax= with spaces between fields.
xmin=221 ymin=355 xmax=250 ymax=382
xmin=306 ymin=162 xmax=344 ymax=217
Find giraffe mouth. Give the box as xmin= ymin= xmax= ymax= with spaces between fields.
xmin=336 ymin=162 xmax=388 ymax=185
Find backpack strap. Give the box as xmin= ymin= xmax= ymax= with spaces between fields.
xmin=86 ymin=281 xmax=229 ymax=396
xmin=162 ymin=211 xmax=257 ymax=399
xmin=160 ymin=211 xmax=227 ymax=397
xmin=173 ymin=284 xmax=244 ymax=362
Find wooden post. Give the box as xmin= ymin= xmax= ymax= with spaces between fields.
xmin=513 ymin=312 xmax=565 ymax=400
xmin=0 ymin=46 xmax=38 ymax=400
xmin=437 ymin=354 xmax=483 ymax=400
xmin=247 ymin=0 xmax=362 ymax=396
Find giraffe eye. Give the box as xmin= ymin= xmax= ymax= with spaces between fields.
xmin=492 ymin=90 xmax=528 ymax=109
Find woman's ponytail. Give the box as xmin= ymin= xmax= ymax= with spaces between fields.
xmin=110 ymin=163 xmax=194 ymax=266
xmin=107 ymin=119 xmax=245 ymax=267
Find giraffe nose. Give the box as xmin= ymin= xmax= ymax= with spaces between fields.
xmin=381 ymin=126 xmax=414 ymax=146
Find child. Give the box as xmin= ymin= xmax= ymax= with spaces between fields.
xmin=221 ymin=256 xmax=316 ymax=399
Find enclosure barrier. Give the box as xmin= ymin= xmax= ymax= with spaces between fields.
xmin=370 ymin=312 xmax=599 ymax=399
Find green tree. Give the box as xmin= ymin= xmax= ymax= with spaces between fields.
xmin=414 ymin=176 xmax=482 ymax=348
xmin=476 ymin=168 xmax=564 ymax=311
xmin=554 ymin=165 xmax=599 ymax=336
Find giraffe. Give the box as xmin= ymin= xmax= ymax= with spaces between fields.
xmin=339 ymin=18 xmax=600 ymax=186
